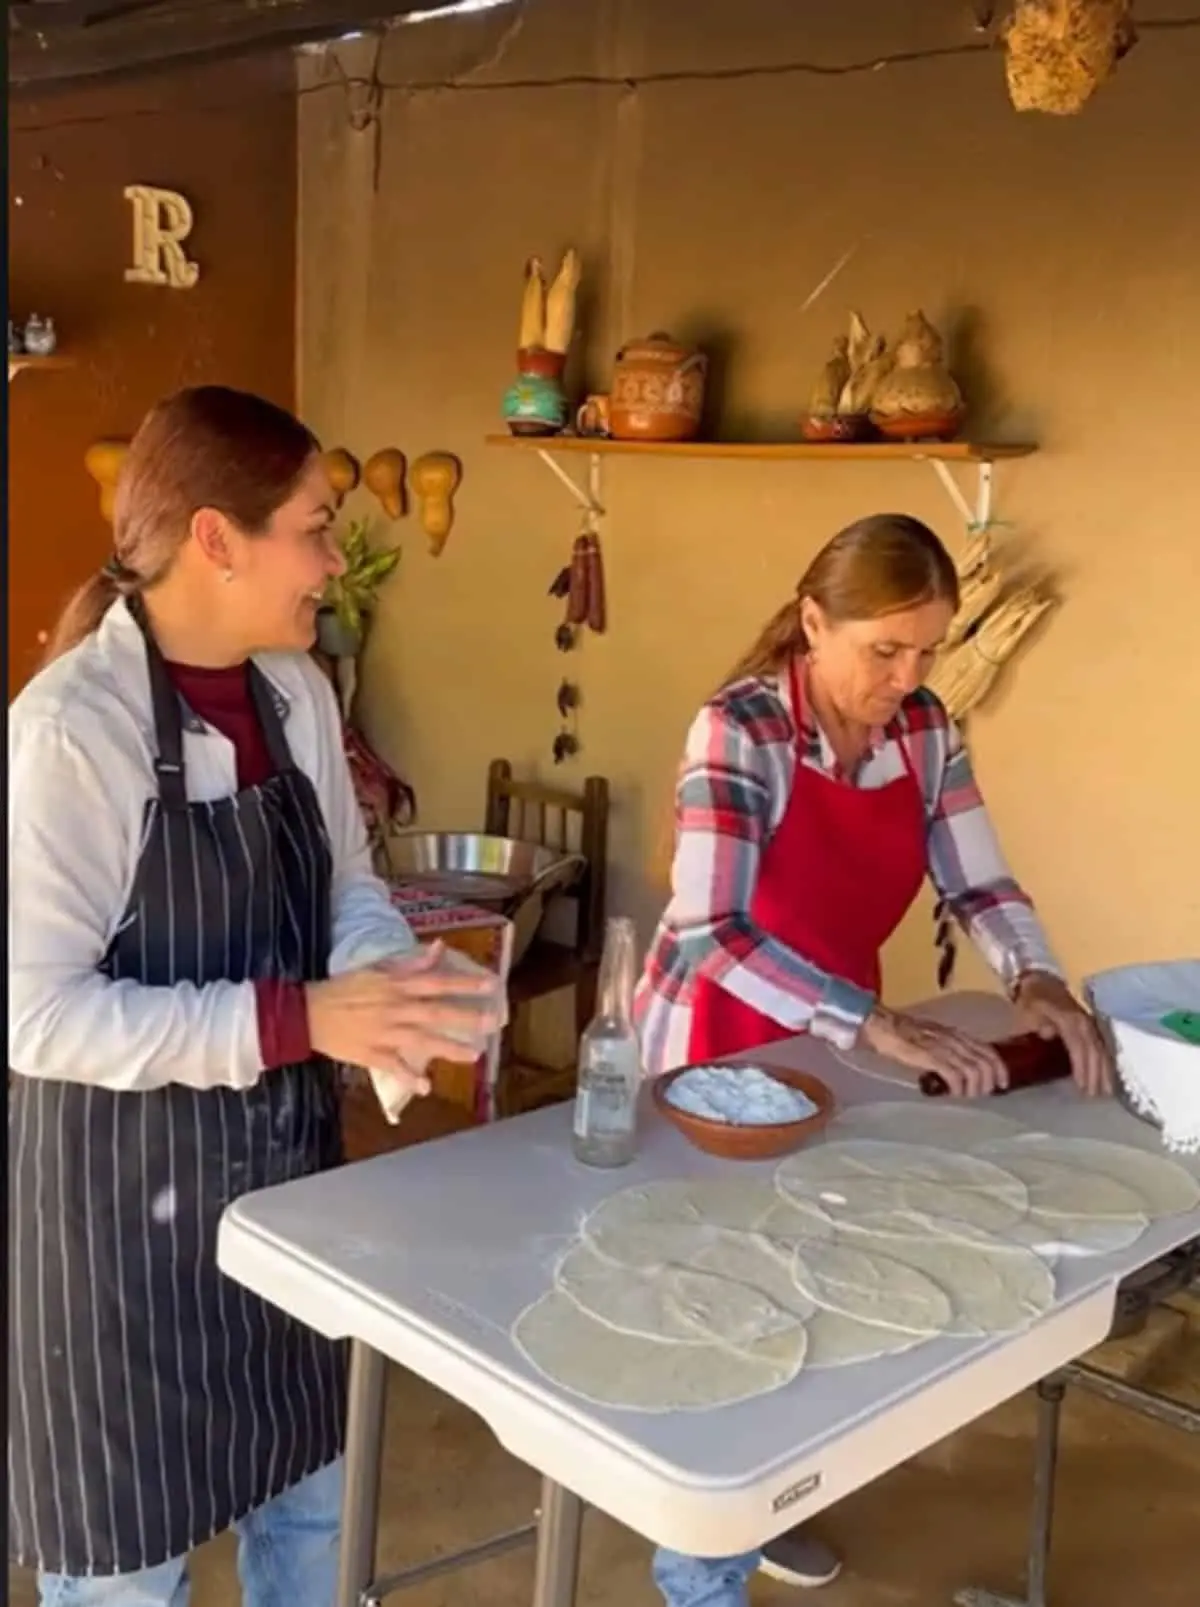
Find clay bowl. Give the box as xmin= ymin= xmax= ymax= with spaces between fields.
xmin=651 ymin=1063 xmax=835 ymax=1161
xmin=800 ymin=414 xmax=872 ymax=444
xmin=869 ymin=409 xmax=964 ymax=443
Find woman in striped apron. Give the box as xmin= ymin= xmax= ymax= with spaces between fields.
xmin=8 ymin=387 xmax=504 ymax=1607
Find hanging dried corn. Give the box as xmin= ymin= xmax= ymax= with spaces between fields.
xmin=927 ymin=586 xmax=1055 ymax=720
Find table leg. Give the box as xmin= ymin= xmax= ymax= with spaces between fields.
xmin=532 ymin=1477 xmax=584 ymax=1607
xmin=337 ymin=1339 xmax=388 ymax=1607
xmin=954 ymin=1374 xmax=1066 ymax=1607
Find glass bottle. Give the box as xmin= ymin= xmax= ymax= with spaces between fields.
xmin=572 ymin=916 xmax=641 ymax=1168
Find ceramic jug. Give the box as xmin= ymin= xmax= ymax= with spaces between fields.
xmin=609 ymin=332 xmax=707 ymax=443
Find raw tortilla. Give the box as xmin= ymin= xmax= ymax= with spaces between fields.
xmin=513 ymin=1289 xmax=808 ymax=1412
xmin=791 ymin=1240 xmax=953 ymax=1336
xmin=962 ymin=1149 xmax=1150 ymax=1256
xmin=978 ymin=1134 xmax=1200 ymax=1218
xmin=803 ymin=1309 xmax=925 ymax=1369
xmin=582 ymin=1178 xmax=829 ymax=1270
xmin=775 ymin=1140 xmax=1029 ymax=1236
xmin=828 ymin=1101 xmax=1026 ymax=1149
xmin=841 ymin=1218 xmax=1056 ymax=1336
xmin=555 ymin=1242 xmax=809 ymax=1346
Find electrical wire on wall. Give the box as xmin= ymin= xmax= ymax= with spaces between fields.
xmin=17 ymin=8 xmax=1200 ymax=131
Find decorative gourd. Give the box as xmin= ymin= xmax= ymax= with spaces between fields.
xmin=869 ymin=311 xmax=963 ymax=421
xmin=363 ymin=448 xmax=407 ymax=520
xmin=322 ymin=447 xmax=361 ymax=501
xmin=84 ymin=439 xmax=131 ymax=524
xmin=409 ymin=453 xmax=462 ymax=556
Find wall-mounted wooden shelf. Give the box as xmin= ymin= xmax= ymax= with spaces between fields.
xmin=485 ymin=433 xmax=1037 ymax=529
xmin=9 ymin=354 xmax=74 ymax=383
xmin=484 ymin=434 xmax=1034 ymax=464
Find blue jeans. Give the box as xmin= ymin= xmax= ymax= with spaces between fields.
xmin=652 ymin=1548 xmax=761 ymax=1607
xmin=37 ymin=1458 xmax=344 ymax=1607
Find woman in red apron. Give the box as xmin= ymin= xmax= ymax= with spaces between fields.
xmin=636 ymin=514 xmax=1109 ymax=1602
xmin=9 ymin=387 xmax=504 ymax=1607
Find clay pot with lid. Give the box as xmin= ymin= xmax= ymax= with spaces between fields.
xmin=608 ymin=332 xmax=707 ymax=443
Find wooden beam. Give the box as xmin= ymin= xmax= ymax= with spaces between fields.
xmin=8 ymin=0 xmax=468 ymax=88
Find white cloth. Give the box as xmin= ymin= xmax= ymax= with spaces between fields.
xmin=8 ymin=599 xmax=418 ymax=1094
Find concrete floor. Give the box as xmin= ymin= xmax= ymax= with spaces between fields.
xmin=11 ymin=1328 xmax=1200 ymax=1607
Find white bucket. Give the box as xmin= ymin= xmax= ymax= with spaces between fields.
xmin=1084 ymin=960 xmax=1200 ymax=1153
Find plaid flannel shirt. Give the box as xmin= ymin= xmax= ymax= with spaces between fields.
xmin=634 ymin=671 xmax=1061 ymax=1077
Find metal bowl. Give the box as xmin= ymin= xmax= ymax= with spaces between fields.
xmin=388 ymin=831 xmax=585 ymax=966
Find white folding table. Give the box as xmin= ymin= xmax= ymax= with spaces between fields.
xmin=217 ymin=992 xmax=1200 ymax=1607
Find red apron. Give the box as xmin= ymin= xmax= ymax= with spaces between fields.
xmin=688 ymin=658 xmax=929 ymax=1061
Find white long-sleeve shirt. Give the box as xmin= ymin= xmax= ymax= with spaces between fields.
xmin=8 ymin=599 xmax=418 ymax=1093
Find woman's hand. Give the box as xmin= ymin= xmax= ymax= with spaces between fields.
xmin=859 ymin=1005 xmax=1009 ymax=1098
xmin=1013 ymin=971 xmax=1114 ymax=1097
xmin=306 ymin=942 xmax=506 ymax=1097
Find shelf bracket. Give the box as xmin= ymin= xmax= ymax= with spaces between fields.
xmin=534 ymin=448 xmax=605 ymax=529
xmin=927 ymin=457 xmax=994 ymax=532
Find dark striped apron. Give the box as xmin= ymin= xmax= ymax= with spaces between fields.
xmin=8 ymin=609 xmax=347 ymax=1577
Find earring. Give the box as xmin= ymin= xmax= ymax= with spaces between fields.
xmin=222 ymin=569 xmax=234 ymax=584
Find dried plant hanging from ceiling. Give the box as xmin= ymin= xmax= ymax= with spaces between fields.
xmin=1002 ymin=0 xmax=1138 ymax=114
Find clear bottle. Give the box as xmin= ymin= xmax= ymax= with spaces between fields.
xmin=572 ymin=916 xmax=641 ymax=1168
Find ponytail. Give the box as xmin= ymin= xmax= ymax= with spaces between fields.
xmin=40 ymin=385 xmax=318 ymax=672
xmin=40 ymin=568 xmax=125 ymax=668
xmin=719 ymin=597 xmax=808 ymax=691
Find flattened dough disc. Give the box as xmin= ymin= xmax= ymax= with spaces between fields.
xmin=791 ymin=1240 xmax=953 ymax=1336
xmin=979 ymin=1134 xmax=1200 ymax=1218
xmin=828 ymin=1101 xmax=1025 ymax=1150
xmin=513 ymin=1290 xmax=807 ymax=1412
xmin=556 ymin=1242 xmax=808 ymax=1346
xmin=804 ymin=1309 xmax=925 ymax=1369
xmin=844 ymin=1219 xmax=1056 ymax=1337
xmin=776 ymin=1139 xmax=1028 ymax=1236
xmin=583 ymin=1178 xmax=830 ymax=1270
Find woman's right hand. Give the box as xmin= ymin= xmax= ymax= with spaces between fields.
xmin=858 ymin=1005 xmax=1008 ymax=1098
xmin=306 ymin=942 xmax=506 ymax=1097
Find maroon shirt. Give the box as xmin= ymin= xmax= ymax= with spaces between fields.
xmin=166 ymin=661 xmax=314 ymax=1068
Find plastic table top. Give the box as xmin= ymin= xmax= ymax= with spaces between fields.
xmin=217 ymin=992 xmax=1200 ymax=1554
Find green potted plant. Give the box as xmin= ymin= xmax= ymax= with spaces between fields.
xmin=316 ymin=517 xmax=402 ymax=658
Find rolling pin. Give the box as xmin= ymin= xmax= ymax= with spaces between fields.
xmin=919 ymin=1031 xmax=1073 ymax=1098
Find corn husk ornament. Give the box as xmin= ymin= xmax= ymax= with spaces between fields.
xmin=545 ymin=248 xmax=581 ymax=356
xmin=837 ymin=313 xmax=894 ymax=417
xmin=1003 ymin=0 xmax=1137 ymax=116
xmin=927 ymin=529 xmax=1055 ymax=720
xmin=940 ymin=527 xmax=1004 ymax=649
xmin=807 ymin=336 xmax=851 ymax=419
xmin=519 ymin=256 xmax=547 ymax=350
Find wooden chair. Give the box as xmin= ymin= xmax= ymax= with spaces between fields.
xmin=485 ymin=759 xmax=609 ymax=1117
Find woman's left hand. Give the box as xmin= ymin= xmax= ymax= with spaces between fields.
xmin=1013 ymin=972 xmax=1114 ymax=1097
